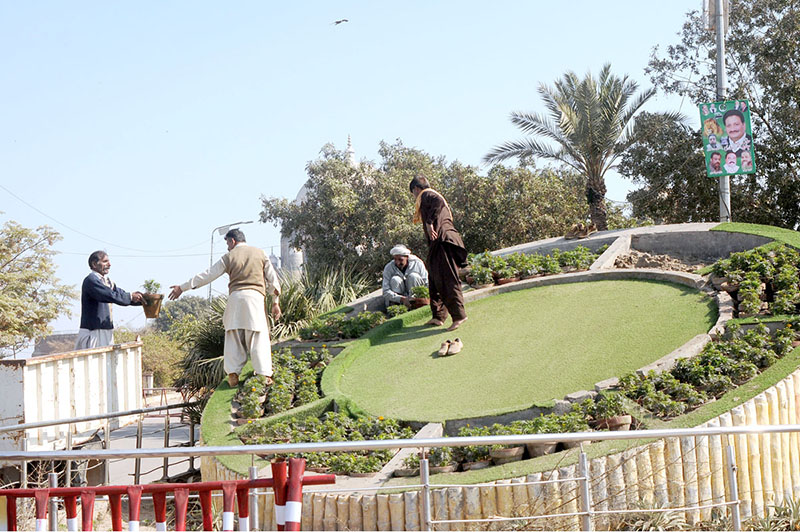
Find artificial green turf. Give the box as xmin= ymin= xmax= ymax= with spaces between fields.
xmin=713 ymin=222 xmax=800 ymax=249
xmin=335 ymin=280 xmax=718 ymax=422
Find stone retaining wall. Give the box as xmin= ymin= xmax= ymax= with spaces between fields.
xmin=201 ymin=365 xmax=800 ymax=530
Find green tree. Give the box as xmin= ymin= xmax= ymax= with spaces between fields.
xmin=261 ymin=140 xmax=590 ymax=279
xmin=152 ymin=295 xmax=210 ymax=333
xmin=0 ymin=219 xmax=75 ymax=357
xmin=115 ymin=328 xmax=185 ymax=387
xmin=646 ymin=1 xmax=800 ymax=229
xmin=483 ymin=64 xmax=670 ymax=231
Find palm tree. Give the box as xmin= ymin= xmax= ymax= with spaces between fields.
xmin=484 ymin=64 xmax=670 ymax=231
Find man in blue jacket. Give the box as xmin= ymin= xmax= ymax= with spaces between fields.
xmin=75 ymin=251 xmax=144 ymax=350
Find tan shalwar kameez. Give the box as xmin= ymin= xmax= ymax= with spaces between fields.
xmin=179 ymin=243 xmax=280 ymax=376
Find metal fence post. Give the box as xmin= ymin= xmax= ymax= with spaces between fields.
xmin=65 ymin=424 xmax=73 ymax=488
xmin=134 ymin=414 xmax=143 ymax=485
xmin=48 ymin=471 xmax=58 ymax=531
xmin=104 ymin=419 xmax=111 ymax=485
xmin=726 ymin=444 xmax=742 ymax=531
xmin=161 ymin=408 xmax=170 ymax=481
xmin=578 ymin=451 xmax=594 ymax=531
xmin=189 ymin=417 xmax=196 ymax=471
xmin=420 ymin=454 xmax=433 ymax=531
xmin=249 ymin=465 xmax=260 ymax=531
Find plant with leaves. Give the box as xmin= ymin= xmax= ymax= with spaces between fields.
xmin=0 ymin=219 xmax=75 ymax=358
xmin=386 ymin=304 xmax=408 ymax=317
xmin=115 ymin=328 xmax=185 ymax=387
xmin=484 ymin=64 xmax=671 ymax=231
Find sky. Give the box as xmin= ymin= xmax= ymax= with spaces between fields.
xmin=1 ymin=1 xmax=703 ymax=342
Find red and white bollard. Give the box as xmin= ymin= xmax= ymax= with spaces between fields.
xmin=152 ymin=491 xmax=167 ymax=531
xmin=173 ymin=488 xmax=189 ymax=532
xmin=271 ymin=460 xmax=288 ymax=531
xmin=80 ymin=490 xmax=95 ymax=532
xmin=64 ymin=495 xmax=79 ymax=532
xmin=221 ymin=483 xmax=236 ymax=532
xmin=6 ymin=496 xmax=18 ymax=532
xmin=33 ymin=490 xmax=48 ymax=532
xmin=126 ymin=486 xmax=142 ymax=532
xmin=284 ymin=458 xmax=306 ymax=532
xmin=236 ymin=486 xmax=250 ymax=532
xmin=198 ymin=490 xmax=213 ymax=532
xmin=109 ymin=493 xmax=123 ymax=531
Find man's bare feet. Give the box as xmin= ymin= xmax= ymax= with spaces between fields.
xmin=446 ymin=317 xmax=468 ymax=331
xmin=425 ymin=319 xmax=444 ymax=326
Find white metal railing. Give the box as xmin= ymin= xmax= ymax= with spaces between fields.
xmin=2 ymin=424 xmax=795 ymax=530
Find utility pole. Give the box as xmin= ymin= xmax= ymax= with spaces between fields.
xmin=712 ymin=0 xmax=731 ymax=222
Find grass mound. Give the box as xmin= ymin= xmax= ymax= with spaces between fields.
xmin=334 ymin=279 xmax=717 ymax=422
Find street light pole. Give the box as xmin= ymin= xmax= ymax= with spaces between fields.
xmin=714 ymin=0 xmax=731 ymax=223
xmin=208 ymin=220 xmax=254 ymax=301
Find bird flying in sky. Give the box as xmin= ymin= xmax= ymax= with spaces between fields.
xmin=332 ymin=19 xmax=349 ymax=25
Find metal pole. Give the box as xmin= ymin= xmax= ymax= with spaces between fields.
xmin=208 ymin=229 xmax=215 ymax=301
xmin=65 ymin=425 xmax=73 ymax=488
xmin=715 ymin=0 xmax=731 ymax=222
xmin=48 ymin=471 xmax=58 ymax=531
xmin=162 ymin=410 xmax=170 ymax=481
xmin=104 ymin=420 xmax=111 ymax=485
xmin=20 ymin=460 xmax=27 ymax=488
xmin=249 ymin=466 xmax=260 ymax=531
xmin=420 ymin=454 xmax=433 ymax=531
xmin=189 ymin=417 xmax=196 ymax=471
xmin=578 ymin=452 xmax=594 ymax=531
xmin=134 ymin=415 xmax=143 ymax=485
xmin=726 ymin=444 xmax=742 ymax=531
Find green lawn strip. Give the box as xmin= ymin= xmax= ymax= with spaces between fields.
xmin=335 ymin=280 xmax=717 ymax=422
xmin=385 ymin=344 xmax=800 ymax=489
xmin=712 ymin=222 xmax=800 ymax=249
xmin=728 ymin=315 xmax=800 ymax=326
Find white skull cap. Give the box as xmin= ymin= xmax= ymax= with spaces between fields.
xmin=390 ymin=245 xmax=411 ymax=256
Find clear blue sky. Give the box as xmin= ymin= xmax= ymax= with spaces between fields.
xmin=1 ymin=1 xmax=701 ymax=338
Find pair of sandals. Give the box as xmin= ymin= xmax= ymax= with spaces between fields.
xmin=438 ymin=338 xmax=463 ymax=356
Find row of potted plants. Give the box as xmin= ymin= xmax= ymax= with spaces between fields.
xmin=710 ymin=244 xmax=800 ymax=317
xmin=238 ymin=412 xmax=414 ymax=475
xmin=619 ymin=321 xmax=799 ymax=419
xmin=298 ymin=310 xmax=386 ymax=341
xmin=234 ymin=347 xmax=333 ymax=419
xmin=465 ymin=246 xmax=603 ymax=288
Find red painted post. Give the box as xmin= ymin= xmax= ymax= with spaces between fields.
xmin=80 ymin=490 xmax=95 ymax=531
xmin=284 ymin=458 xmax=306 ymax=532
xmin=64 ymin=495 xmax=78 ymax=532
xmin=33 ymin=489 xmax=48 ymax=532
xmin=198 ymin=490 xmax=213 ymax=532
xmin=109 ymin=493 xmax=123 ymax=531
xmin=271 ymin=460 xmax=288 ymax=531
xmin=126 ymin=486 xmax=142 ymax=532
xmin=6 ymin=495 xmax=17 ymax=532
xmin=174 ymin=488 xmax=189 ymax=532
xmin=236 ymin=486 xmax=250 ymax=532
xmin=152 ymin=491 xmax=167 ymax=531
xmin=221 ymin=482 xmax=236 ymax=532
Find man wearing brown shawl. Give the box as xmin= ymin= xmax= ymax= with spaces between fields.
xmin=409 ymin=176 xmax=468 ymax=331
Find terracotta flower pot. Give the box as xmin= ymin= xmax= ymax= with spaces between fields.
xmin=525 ymin=442 xmax=558 ymax=457
xmin=409 ymin=297 xmax=429 ymax=309
xmin=430 ymin=464 xmax=458 ymax=474
xmin=490 ymin=445 xmax=525 ymax=465
xmin=461 ymin=459 xmax=492 ymax=471
xmin=593 ymin=414 xmax=632 ymax=431
xmin=393 ymin=467 xmax=420 ymax=477
xmin=496 ymin=277 xmax=520 ymax=286
xmin=142 ymin=293 xmax=164 ymax=318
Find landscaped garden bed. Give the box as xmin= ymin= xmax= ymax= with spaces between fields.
xmin=464 ymin=246 xmax=604 ymax=288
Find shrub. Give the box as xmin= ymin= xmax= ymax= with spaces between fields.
xmin=299 ymin=311 xmax=386 ymax=340
xmin=411 ymin=285 xmax=430 ymax=299
xmin=386 ymin=304 xmax=408 ymax=317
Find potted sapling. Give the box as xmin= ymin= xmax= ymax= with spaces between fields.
xmin=409 ymin=285 xmax=430 ymax=309
xmin=141 ymin=279 xmax=164 ymax=319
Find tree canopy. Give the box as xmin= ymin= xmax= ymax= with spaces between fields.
xmin=260 ymin=140 xmax=591 ymax=279
xmin=643 ymin=0 xmax=800 ymax=229
xmin=0 ymin=219 xmax=75 ymax=357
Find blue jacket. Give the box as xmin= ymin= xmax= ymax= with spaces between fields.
xmin=79 ymin=272 xmax=139 ymax=330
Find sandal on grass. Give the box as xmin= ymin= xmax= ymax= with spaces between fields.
xmin=438 ymin=340 xmax=451 ymax=356
xmin=447 ymin=338 xmax=463 ymax=355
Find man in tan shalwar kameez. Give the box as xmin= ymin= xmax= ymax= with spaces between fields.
xmin=169 ymin=228 xmax=281 ymax=387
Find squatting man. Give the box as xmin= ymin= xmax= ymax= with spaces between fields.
xmin=382 ymin=244 xmax=429 ymax=308
xmin=169 ymin=229 xmax=281 ymax=387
